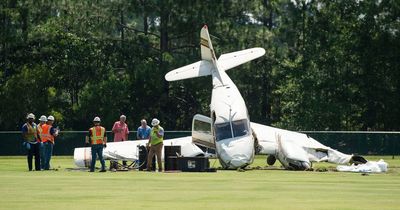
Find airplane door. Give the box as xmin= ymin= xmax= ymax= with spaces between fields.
xmin=191 ymin=114 xmax=215 ymax=149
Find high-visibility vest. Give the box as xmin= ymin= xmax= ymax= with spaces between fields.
xmin=41 ymin=124 xmax=54 ymax=144
xmin=90 ymin=126 xmax=105 ymax=145
xmin=24 ymin=123 xmax=37 ymax=142
xmin=37 ymin=124 xmax=43 ymax=140
xmin=150 ymin=126 xmax=164 ymax=146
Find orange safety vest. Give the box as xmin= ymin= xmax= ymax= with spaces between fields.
xmin=90 ymin=126 xmax=105 ymax=145
xmin=41 ymin=124 xmax=55 ymax=144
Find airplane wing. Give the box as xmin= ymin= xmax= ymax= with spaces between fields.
xmin=165 ymin=60 xmax=214 ymax=81
xmin=250 ymin=122 xmax=355 ymax=169
xmin=73 ymin=137 xmax=205 ymax=168
xmin=218 ymin=48 xmax=265 ymax=71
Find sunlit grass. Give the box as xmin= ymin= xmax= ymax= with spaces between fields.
xmin=0 ymin=156 xmax=399 ymax=210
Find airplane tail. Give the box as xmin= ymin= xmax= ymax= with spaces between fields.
xmin=165 ymin=25 xmax=265 ymax=82
xmin=200 ymin=25 xmax=217 ymax=63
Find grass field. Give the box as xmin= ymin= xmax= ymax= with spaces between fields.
xmin=0 ymin=156 xmax=400 ymax=210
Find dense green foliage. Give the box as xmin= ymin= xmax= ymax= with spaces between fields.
xmin=1 ymin=0 xmax=399 ymax=131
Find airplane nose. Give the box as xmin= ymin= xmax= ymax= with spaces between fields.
xmin=216 ymin=136 xmax=254 ymax=169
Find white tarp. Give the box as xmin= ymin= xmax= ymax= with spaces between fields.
xmin=336 ymin=159 xmax=388 ymax=173
xmin=73 ymin=137 xmax=205 ymax=168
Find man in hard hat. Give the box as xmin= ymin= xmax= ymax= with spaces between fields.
xmin=41 ymin=115 xmax=59 ymax=170
xmin=21 ymin=113 xmax=41 ymax=171
xmin=111 ymin=115 xmax=129 ymax=167
xmin=85 ymin=117 xmax=107 ymax=172
xmin=146 ymin=118 xmax=164 ymax=172
xmin=137 ymin=119 xmax=151 ymax=140
xmin=37 ymin=115 xmax=47 ymax=170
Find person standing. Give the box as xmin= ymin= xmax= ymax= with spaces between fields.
xmin=85 ymin=117 xmax=107 ymax=172
xmin=21 ymin=113 xmax=41 ymax=171
xmin=111 ymin=115 xmax=129 ymax=166
xmin=40 ymin=115 xmax=59 ymax=170
xmin=37 ymin=115 xmax=47 ymax=170
xmin=137 ymin=119 xmax=151 ymax=140
xmin=146 ymin=118 xmax=164 ymax=172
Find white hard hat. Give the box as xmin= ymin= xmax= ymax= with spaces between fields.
xmin=93 ymin=117 xmax=101 ymax=122
xmin=39 ymin=115 xmax=47 ymax=122
xmin=120 ymin=115 xmax=126 ymax=119
xmin=151 ymin=118 xmax=160 ymax=126
xmin=47 ymin=115 xmax=55 ymax=121
xmin=27 ymin=113 xmax=35 ymax=120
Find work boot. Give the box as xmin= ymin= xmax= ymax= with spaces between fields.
xmin=99 ymin=169 xmax=106 ymax=172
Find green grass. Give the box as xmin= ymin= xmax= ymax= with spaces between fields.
xmin=0 ymin=156 xmax=400 ymax=210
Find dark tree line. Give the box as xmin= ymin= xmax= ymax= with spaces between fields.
xmin=1 ymin=0 xmax=399 ymax=131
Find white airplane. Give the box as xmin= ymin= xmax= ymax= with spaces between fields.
xmin=74 ymin=26 xmax=367 ymax=171
xmin=165 ymin=25 xmax=264 ymax=169
xmin=165 ymin=25 xmax=367 ymax=170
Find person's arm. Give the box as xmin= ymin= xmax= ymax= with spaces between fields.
xmin=21 ymin=125 xmax=27 ymax=140
xmin=85 ymin=130 xmax=91 ymax=145
xmin=103 ymin=131 xmax=107 ymax=144
xmin=111 ymin=122 xmax=117 ymax=134
xmin=156 ymin=128 xmax=164 ymax=138
xmin=125 ymin=125 xmax=129 ymax=141
xmin=50 ymin=127 xmax=58 ymax=137
xmin=137 ymin=128 xmax=141 ymax=140
xmin=36 ymin=126 xmax=42 ymax=142
xmin=147 ymin=129 xmax=152 ymax=146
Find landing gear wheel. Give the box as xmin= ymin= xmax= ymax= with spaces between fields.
xmin=267 ymin=155 xmax=276 ymax=166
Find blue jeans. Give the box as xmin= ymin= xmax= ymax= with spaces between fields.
xmin=90 ymin=144 xmax=105 ymax=171
xmin=40 ymin=142 xmax=45 ymax=170
xmin=43 ymin=142 xmax=53 ymax=170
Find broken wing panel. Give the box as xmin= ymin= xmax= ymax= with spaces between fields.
xmin=250 ymin=122 xmax=278 ymax=155
xmin=250 ymin=122 xmax=353 ymax=169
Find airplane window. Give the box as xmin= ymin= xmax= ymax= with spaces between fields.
xmin=214 ymin=122 xmax=232 ymax=141
xmin=194 ymin=120 xmax=212 ymax=135
xmin=232 ymin=119 xmax=250 ymax=138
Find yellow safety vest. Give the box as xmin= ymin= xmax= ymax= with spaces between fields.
xmin=24 ymin=123 xmax=37 ymax=142
xmin=90 ymin=126 xmax=105 ymax=145
xmin=150 ymin=126 xmax=164 ymax=145
xmin=37 ymin=124 xmax=43 ymax=140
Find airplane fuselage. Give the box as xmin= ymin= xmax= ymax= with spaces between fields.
xmin=210 ymin=68 xmax=255 ymax=169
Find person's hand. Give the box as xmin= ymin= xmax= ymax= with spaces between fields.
xmin=103 ymin=144 xmax=107 ymax=148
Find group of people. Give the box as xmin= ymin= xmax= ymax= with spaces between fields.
xmin=82 ymin=115 xmax=165 ymax=172
xmin=22 ymin=113 xmax=165 ymax=172
xmin=21 ymin=113 xmax=59 ymax=171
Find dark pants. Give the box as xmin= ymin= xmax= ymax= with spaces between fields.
xmin=91 ymin=144 xmax=105 ymax=172
xmin=27 ymin=142 xmax=40 ymax=171
xmin=42 ymin=142 xmax=53 ymax=170
xmin=147 ymin=143 xmax=163 ymax=171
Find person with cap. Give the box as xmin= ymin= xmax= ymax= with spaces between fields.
xmin=40 ymin=115 xmax=59 ymax=170
xmin=111 ymin=115 xmax=129 ymax=167
xmin=21 ymin=113 xmax=41 ymax=171
xmin=37 ymin=115 xmax=47 ymax=170
xmin=146 ymin=118 xmax=164 ymax=172
xmin=137 ymin=119 xmax=151 ymax=140
xmin=85 ymin=117 xmax=107 ymax=172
